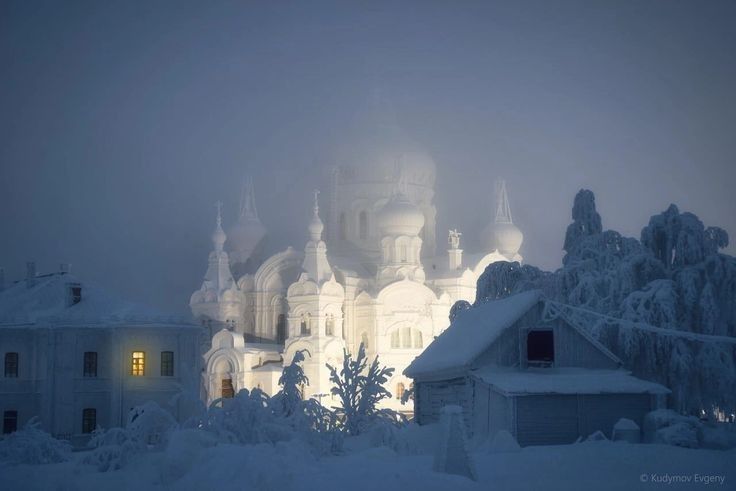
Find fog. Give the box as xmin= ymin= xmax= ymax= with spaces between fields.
xmin=1 ymin=0 xmax=735 ymax=313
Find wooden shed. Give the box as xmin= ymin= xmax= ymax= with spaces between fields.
xmin=404 ymin=291 xmax=669 ymax=446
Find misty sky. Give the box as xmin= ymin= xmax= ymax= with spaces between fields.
xmin=1 ymin=0 xmax=735 ymax=314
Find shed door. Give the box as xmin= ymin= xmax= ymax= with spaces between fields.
xmin=516 ymin=395 xmax=578 ymax=446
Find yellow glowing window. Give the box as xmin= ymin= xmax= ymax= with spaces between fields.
xmin=131 ymin=351 xmax=145 ymax=376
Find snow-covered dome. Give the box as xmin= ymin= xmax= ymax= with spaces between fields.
xmin=494 ymin=222 xmax=523 ymax=256
xmin=481 ymin=222 xmax=523 ymax=257
xmin=332 ymin=89 xmax=436 ymax=189
xmin=377 ymin=193 xmax=425 ymax=237
xmin=308 ymin=211 xmax=324 ymax=242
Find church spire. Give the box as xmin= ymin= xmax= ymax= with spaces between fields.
xmin=239 ymin=176 xmax=259 ymax=221
xmin=212 ymin=200 xmax=226 ymax=252
xmin=302 ymin=190 xmax=332 ymax=283
xmin=494 ymin=179 xmax=513 ymax=224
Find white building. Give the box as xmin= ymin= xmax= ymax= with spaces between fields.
xmin=191 ymin=99 xmax=524 ymax=410
xmin=0 ymin=265 xmax=203 ymax=445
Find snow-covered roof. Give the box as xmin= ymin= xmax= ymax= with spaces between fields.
xmin=0 ymin=272 xmax=194 ymax=328
xmin=472 ymin=367 xmax=670 ymax=396
xmin=404 ymin=290 xmax=542 ymax=379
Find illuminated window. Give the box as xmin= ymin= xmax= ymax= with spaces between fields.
xmin=83 ymin=352 xmax=97 ymax=377
xmin=160 ymin=351 xmax=174 ymax=377
xmin=82 ymin=408 xmax=96 ymax=434
xmin=396 ymin=382 xmax=405 ymax=400
xmin=131 ymin=351 xmax=145 ymax=376
xmin=4 ymin=352 xmax=18 ymax=378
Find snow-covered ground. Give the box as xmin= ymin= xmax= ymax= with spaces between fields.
xmin=2 ymin=432 xmax=733 ymax=491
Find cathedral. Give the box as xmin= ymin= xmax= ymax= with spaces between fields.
xmin=189 ymin=101 xmax=524 ymax=411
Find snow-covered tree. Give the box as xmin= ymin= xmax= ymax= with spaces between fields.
xmin=326 ymin=343 xmax=402 ymax=435
xmin=0 ymin=417 xmax=71 ymax=465
xmin=563 ymin=189 xmax=602 ymax=261
xmin=272 ymin=349 xmax=310 ymax=418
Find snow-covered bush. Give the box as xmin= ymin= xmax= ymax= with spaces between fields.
xmin=82 ymin=401 xmax=178 ymax=472
xmin=327 ymin=343 xmax=404 ymax=435
xmin=0 ymin=417 xmax=71 ymax=465
xmin=643 ymin=409 xmax=702 ymax=448
xmin=204 ymin=388 xmax=289 ymax=445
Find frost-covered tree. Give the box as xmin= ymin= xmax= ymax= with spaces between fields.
xmin=563 ymin=189 xmax=602 ymax=261
xmin=272 ymin=349 xmax=310 ymax=418
xmin=326 ymin=343 xmax=401 ymax=435
xmin=463 ymin=188 xmax=736 ymax=416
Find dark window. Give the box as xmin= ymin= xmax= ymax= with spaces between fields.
xmin=221 ymin=378 xmax=234 ymax=398
xmin=69 ymin=285 xmax=82 ymax=305
xmin=4 ymin=352 xmax=18 ymax=378
xmin=82 ymin=408 xmax=96 ymax=434
xmin=3 ymin=410 xmax=17 ymax=434
xmin=276 ymin=314 xmax=287 ymax=343
xmin=160 ymin=351 xmax=174 ymax=377
xmin=300 ymin=314 xmax=311 ymax=335
xmin=527 ymin=330 xmax=554 ymax=365
xmin=358 ymin=211 xmax=368 ymax=239
xmin=83 ymin=352 xmax=97 ymax=377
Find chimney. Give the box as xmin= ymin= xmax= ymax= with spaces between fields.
xmin=60 ymin=263 xmax=72 ymax=274
xmin=26 ymin=261 xmax=36 ymax=288
xmin=448 ymin=229 xmax=463 ymax=270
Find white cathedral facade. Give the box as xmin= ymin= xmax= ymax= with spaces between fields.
xmin=190 ymin=112 xmax=524 ymax=411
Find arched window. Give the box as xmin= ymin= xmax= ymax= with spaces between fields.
xmin=221 ymin=378 xmax=234 ymax=398
xmin=390 ymin=330 xmax=400 ymax=348
xmin=276 ymin=314 xmax=287 ymax=343
xmin=300 ymin=313 xmax=311 ymax=335
xmin=339 ymin=213 xmax=347 ymax=240
xmin=396 ymin=382 xmax=405 ymax=400
xmin=359 ymin=211 xmax=368 ymax=239
xmin=390 ymin=328 xmax=424 ymax=349
xmin=360 ymin=331 xmax=369 ymax=350
xmin=326 ymin=314 xmax=335 ymax=336
xmin=400 ymin=244 xmax=408 ymax=262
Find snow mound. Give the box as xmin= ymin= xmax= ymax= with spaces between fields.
xmin=643 ymin=409 xmax=701 ymax=448
xmin=482 ymin=430 xmax=521 ymax=453
xmin=612 ymin=418 xmax=641 ymax=443
xmin=433 ymin=405 xmax=476 ymax=481
xmin=0 ymin=417 xmax=71 ymax=465
xmin=161 ymin=429 xmax=218 ymax=484
xmin=585 ymin=430 xmax=608 ymax=442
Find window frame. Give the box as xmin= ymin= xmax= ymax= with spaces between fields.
xmin=160 ymin=351 xmax=174 ymax=377
xmin=4 ymin=352 xmax=18 ymax=378
xmin=83 ymin=351 xmax=98 ymax=378
xmin=131 ymin=351 xmax=145 ymax=376
xmin=3 ymin=410 xmax=18 ymax=434
xmin=82 ymin=408 xmax=96 ymax=434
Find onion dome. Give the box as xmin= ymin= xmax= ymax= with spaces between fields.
xmin=482 ymin=179 xmax=523 ymax=257
xmin=494 ymin=222 xmax=523 ymax=256
xmin=377 ymin=192 xmax=425 ymax=237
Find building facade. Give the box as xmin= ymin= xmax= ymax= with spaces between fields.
xmin=0 ymin=268 xmax=203 ymax=445
xmin=191 ymin=104 xmax=525 ymax=410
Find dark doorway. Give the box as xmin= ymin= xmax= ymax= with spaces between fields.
xmin=527 ymin=330 xmax=554 ymax=365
